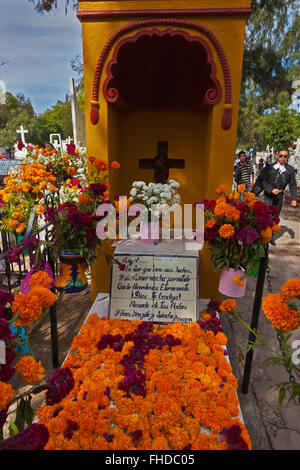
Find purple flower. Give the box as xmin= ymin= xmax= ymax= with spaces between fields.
xmin=88 ymin=183 xmax=107 ymax=196
xmin=218 ymin=424 xmax=248 ymax=450
xmin=0 ymin=290 xmax=14 ymax=310
xmin=129 ymin=430 xmax=143 ymax=443
xmin=0 ymin=364 xmax=15 ymax=383
xmin=235 ymin=227 xmax=259 ymax=245
xmin=0 ymin=423 xmax=49 ymax=450
xmin=103 ymin=433 xmax=114 ymax=443
xmin=45 ymin=367 xmax=74 ymax=406
xmin=206 ymin=299 xmax=221 ymax=312
xmin=254 ymin=216 xmax=273 ymax=230
xmin=0 ymin=318 xmax=12 ymax=341
xmin=204 ymin=226 xmax=219 ymax=242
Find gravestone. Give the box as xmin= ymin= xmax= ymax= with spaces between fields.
xmin=109 ymin=239 xmax=199 ymax=324
xmin=0 ymin=160 xmax=22 ymax=185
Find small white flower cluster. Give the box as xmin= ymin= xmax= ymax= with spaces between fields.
xmin=129 ymin=180 xmax=181 ymax=220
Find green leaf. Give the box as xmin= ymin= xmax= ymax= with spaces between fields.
xmin=9 ymin=422 xmax=19 ymax=437
xmin=15 ymin=398 xmax=26 ymax=432
xmin=279 ymin=386 xmax=286 ymax=407
xmin=72 ymin=349 xmax=80 ymax=355
xmin=24 ymin=397 xmax=34 ymax=426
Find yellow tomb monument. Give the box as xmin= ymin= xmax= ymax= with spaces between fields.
xmin=77 ymin=0 xmax=252 ymax=302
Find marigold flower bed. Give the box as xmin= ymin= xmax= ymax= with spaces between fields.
xmin=37 ymin=315 xmax=251 ymax=450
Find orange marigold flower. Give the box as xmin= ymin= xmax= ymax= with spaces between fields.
xmin=219 ymin=224 xmax=235 ymax=238
xmin=219 ymin=299 xmax=237 ymax=314
xmin=36 ymin=204 xmax=45 ymax=215
xmin=237 ymin=184 xmax=246 ymax=193
xmin=15 ymin=356 xmax=45 ymax=384
xmin=0 ymin=381 xmax=14 ymax=411
xmin=260 ymin=226 xmax=272 ymax=243
xmin=111 ymin=161 xmax=120 ymax=170
xmin=12 ymin=292 xmax=43 ymax=326
xmin=215 ymin=185 xmax=228 ymax=195
xmin=29 ymin=287 xmax=56 ymax=309
xmin=16 ymin=223 xmax=26 ymax=234
xmin=262 ymin=293 xmax=300 ymax=332
xmin=29 ymin=270 xmax=53 ymax=289
xmin=151 ymin=436 xmax=170 ymax=450
xmin=281 ymin=278 xmax=300 ymax=300
xmin=94 ymin=159 xmax=108 ymax=171
xmin=271 ymin=223 xmax=280 ymax=233
xmin=233 ymin=275 xmax=244 ymax=287
xmin=205 ymin=219 xmax=216 ymax=229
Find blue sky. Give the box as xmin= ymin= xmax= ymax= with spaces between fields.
xmin=0 ymin=0 xmax=82 ymax=114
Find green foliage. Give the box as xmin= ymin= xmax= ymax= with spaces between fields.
xmin=238 ymin=0 xmax=300 ymax=150
xmin=0 ymin=92 xmax=73 ymax=148
xmin=263 ymin=106 xmax=300 ymax=150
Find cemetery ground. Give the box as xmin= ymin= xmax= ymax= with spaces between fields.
xmin=2 ymin=200 xmax=300 ymax=450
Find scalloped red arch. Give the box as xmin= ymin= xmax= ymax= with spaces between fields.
xmin=89 ymin=19 xmax=233 ymax=130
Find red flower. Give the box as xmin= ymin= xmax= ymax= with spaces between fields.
xmin=17 ymin=141 xmax=25 ymax=151
xmin=66 ymin=143 xmax=76 ymax=154
xmin=118 ymin=264 xmax=126 ymax=271
xmin=253 ymin=201 xmax=268 ymax=216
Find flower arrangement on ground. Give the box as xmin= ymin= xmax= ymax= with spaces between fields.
xmin=197 ymin=184 xmax=281 ymax=279
xmin=0 ymin=162 xmax=57 ymax=234
xmin=218 ymin=278 xmax=300 ymax=405
xmin=0 ymin=270 xmax=74 ymax=449
xmin=36 ymin=305 xmax=251 ymax=451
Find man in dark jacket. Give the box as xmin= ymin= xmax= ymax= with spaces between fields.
xmin=252 ymin=148 xmax=297 ymax=213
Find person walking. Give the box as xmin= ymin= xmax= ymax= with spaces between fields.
xmin=234 ymin=150 xmax=255 ymax=191
xmin=252 ymin=148 xmax=297 ymax=244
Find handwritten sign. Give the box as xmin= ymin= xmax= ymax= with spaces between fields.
xmin=0 ymin=160 xmax=22 ymax=176
xmin=109 ymin=254 xmax=198 ymax=324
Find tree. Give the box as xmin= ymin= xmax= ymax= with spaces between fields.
xmin=237 ymin=0 xmax=300 ymax=150
xmin=28 ymin=0 xmax=78 ymax=14
xmin=263 ymin=106 xmax=300 ymax=150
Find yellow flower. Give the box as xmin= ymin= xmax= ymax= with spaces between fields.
xmin=237 ymin=184 xmax=246 ymax=193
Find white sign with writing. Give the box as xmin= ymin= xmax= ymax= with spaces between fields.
xmin=109 ymin=253 xmax=198 ymax=324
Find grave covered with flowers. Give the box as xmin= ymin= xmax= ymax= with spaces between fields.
xmin=35 ymin=300 xmax=251 ymax=451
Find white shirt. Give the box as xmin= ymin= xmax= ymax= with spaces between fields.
xmin=273 ymin=162 xmax=286 ymax=174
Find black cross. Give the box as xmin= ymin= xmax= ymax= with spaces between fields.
xmin=139 ymin=141 xmax=185 ymax=184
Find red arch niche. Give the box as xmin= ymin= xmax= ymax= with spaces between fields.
xmin=102 ymin=28 xmax=222 ymax=111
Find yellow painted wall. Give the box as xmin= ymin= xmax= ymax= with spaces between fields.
xmin=78 ymin=0 xmax=251 ymax=302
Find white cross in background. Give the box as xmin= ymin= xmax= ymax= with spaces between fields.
xmin=67 ymin=136 xmax=73 ymax=144
xmin=16 ymin=125 xmax=28 ymax=143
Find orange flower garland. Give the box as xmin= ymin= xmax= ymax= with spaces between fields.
xmin=36 ymin=315 xmax=251 ymax=451
xmin=15 ymin=356 xmax=45 ymax=384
